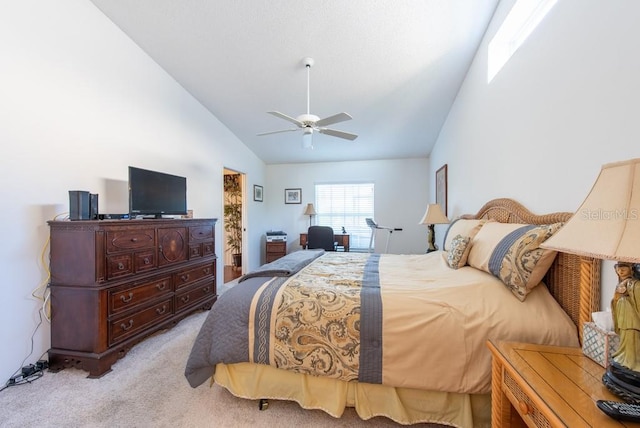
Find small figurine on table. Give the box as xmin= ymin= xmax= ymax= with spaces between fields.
xmin=611 ymin=262 xmax=640 ymax=372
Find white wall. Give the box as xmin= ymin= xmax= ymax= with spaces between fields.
xmin=265 ymin=158 xmax=430 ymax=257
xmin=429 ymin=0 xmax=640 ymax=309
xmin=0 ymin=0 xmax=267 ymax=382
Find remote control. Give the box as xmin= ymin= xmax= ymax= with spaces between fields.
xmin=597 ymin=400 xmax=640 ymax=422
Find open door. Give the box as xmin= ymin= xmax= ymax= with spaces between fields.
xmin=223 ymin=168 xmax=245 ymax=283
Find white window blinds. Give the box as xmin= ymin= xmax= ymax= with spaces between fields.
xmin=314 ymin=183 xmax=374 ymax=251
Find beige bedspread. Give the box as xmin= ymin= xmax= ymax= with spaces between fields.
xmin=376 ymin=252 xmax=579 ymax=393
xmin=186 ymin=251 xmax=579 ymax=395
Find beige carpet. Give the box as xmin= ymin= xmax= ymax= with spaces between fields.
xmin=0 ymin=306 xmax=442 ymax=427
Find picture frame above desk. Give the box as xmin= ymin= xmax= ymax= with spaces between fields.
xmin=285 ymin=188 xmax=301 ymax=204
xmin=300 ymin=233 xmax=350 ymax=252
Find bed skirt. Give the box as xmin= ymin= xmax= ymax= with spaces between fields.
xmin=213 ymin=362 xmax=491 ymax=427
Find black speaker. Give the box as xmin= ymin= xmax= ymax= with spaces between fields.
xmin=69 ymin=190 xmax=90 ymax=220
xmin=90 ymin=193 xmax=99 ymax=220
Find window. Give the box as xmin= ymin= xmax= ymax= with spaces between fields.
xmin=315 ymin=183 xmax=374 ymax=251
xmin=488 ymin=0 xmax=558 ymax=82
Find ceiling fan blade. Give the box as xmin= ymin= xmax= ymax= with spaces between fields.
xmin=315 ymin=112 xmax=352 ymax=127
xmin=257 ymin=128 xmax=298 ymax=136
xmin=267 ymin=111 xmax=303 ymax=127
xmin=318 ymin=128 xmax=358 ymax=141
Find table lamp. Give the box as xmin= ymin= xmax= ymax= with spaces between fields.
xmin=419 ymin=203 xmax=449 ymax=253
xmin=541 ymin=158 xmax=640 ymax=403
xmin=303 ymin=203 xmax=317 ymax=227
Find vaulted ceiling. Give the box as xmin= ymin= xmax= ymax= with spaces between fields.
xmin=89 ymin=0 xmax=499 ymax=164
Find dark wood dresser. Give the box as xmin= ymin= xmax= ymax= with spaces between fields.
xmin=47 ymin=218 xmax=217 ymax=377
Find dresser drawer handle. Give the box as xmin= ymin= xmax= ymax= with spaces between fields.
xmin=143 ymin=257 xmax=151 ymax=265
xmin=117 ymin=262 xmax=125 ymax=270
xmin=518 ymin=400 xmax=532 ymax=415
xmin=130 ymin=238 xmax=138 ymax=242
xmin=181 ymin=295 xmax=190 ymax=303
xmin=156 ymin=305 xmax=167 ymax=315
xmin=181 ymin=274 xmax=190 ymax=282
xmin=120 ymin=320 xmax=134 ymax=331
xmin=203 ymin=267 xmax=211 ymax=274
xmin=156 ymin=282 xmax=166 ymax=291
xmin=120 ymin=293 xmax=133 ymax=303
xmin=202 ymin=286 xmax=211 ymax=293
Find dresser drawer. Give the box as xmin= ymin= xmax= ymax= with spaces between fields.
xmin=106 ymin=253 xmax=133 ymax=280
xmin=108 ymin=276 xmax=172 ymax=315
xmin=174 ymin=262 xmax=214 ymax=290
xmin=189 ymin=225 xmax=214 ymax=259
xmin=189 ymin=241 xmax=215 ymax=259
xmin=174 ymin=280 xmax=215 ymax=313
xmin=134 ymin=250 xmax=157 ymax=273
xmin=189 ymin=225 xmax=214 ymax=242
xmin=202 ymin=241 xmax=214 ymax=256
xmin=266 ymin=253 xmax=282 ymax=263
xmin=267 ymin=242 xmax=286 ymax=253
xmin=106 ymin=229 xmax=155 ymax=253
xmin=109 ymin=298 xmax=173 ymax=346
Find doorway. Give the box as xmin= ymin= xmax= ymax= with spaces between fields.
xmin=223 ymin=168 xmax=245 ymax=283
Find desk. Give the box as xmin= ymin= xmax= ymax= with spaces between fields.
xmin=300 ymin=233 xmax=350 ymax=252
xmin=487 ymin=340 xmax=640 ymax=427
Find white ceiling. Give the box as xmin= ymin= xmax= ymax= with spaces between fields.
xmin=89 ymin=0 xmax=499 ymax=164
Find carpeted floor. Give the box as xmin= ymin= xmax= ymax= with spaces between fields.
xmin=0 ymin=281 xmax=441 ymax=427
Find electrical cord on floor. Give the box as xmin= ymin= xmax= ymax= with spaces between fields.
xmin=0 ymin=313 xmax=48 ymax=393
xmin=0 ymin=370 xmax=44 ymax=393
xmin=1 ymin=213 xmax=68 ymax=393
xmin=1 ymin=329 xmax=48 ymax=393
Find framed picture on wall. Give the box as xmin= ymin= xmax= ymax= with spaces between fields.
xmin=253 ymin=185 xmax=263 ymax=202
xmin=436 ymin=164 xmax=448 ymax=216
xmin=284 ymin=188 xmax=302 ymax=204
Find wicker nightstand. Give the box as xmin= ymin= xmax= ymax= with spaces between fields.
xmin=487 ymin=340 xmax=640 ymax=427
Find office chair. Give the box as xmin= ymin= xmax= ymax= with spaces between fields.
xmin=307 ymin=226 xmax=337 ymax=251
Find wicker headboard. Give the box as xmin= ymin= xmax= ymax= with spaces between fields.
xmin=462 ymin=198 xmax=601 ymax=342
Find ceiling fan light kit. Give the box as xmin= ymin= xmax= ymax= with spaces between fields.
xmin=302 ymin=128 xmax=313 ymax=149
xmin=257 ymin=57 xmax=358 ymax=149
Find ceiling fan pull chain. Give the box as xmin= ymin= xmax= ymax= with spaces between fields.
xmin=306 ymin=62 xmax=311 ymax=115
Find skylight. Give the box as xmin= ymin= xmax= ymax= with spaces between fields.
xmin=488 ymin=0 xmax=558 ymax=83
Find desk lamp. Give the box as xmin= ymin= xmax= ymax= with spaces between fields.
xmin=541 ymin=158 xmax=640 ymax=403
xmin=419 ymin=203 xmax=449 ymax=253
xmin=303 ymin=203 xmax=317 ymax=227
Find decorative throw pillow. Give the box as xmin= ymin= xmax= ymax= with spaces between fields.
xmin=444 ymin=234 xmax=472 ymax=269
xmin=442 ymin=219 xmax=488 ymax=251
xmin=467 ymin=222 xmax=563 ymax=301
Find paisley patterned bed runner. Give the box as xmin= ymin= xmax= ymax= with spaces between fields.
xmin=250 ymin=252 xmax=382 ymax=383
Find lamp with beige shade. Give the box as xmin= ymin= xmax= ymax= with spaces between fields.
xmin=541 ymin=158 xmax=640 ymax=403
xmin=419 ymin=203 xmax=449 ymax=253
xmin=303 ymin=203 xmax=317 ymax=227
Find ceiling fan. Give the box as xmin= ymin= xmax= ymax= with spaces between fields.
xmin=257 ymin=57 xmax=358 ymax=149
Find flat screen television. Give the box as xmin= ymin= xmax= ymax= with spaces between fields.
xmin=128 ymin=166 xmax=187 ymax=218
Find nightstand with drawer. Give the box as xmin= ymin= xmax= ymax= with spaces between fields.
xmin=266 ymin=241 xmax=286 ymax=263
xmin=487 ymin=340 xmax=640 ymax=427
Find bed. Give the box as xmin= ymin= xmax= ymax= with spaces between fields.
xmin=185 ymin=198 xmax=601 ymax=427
